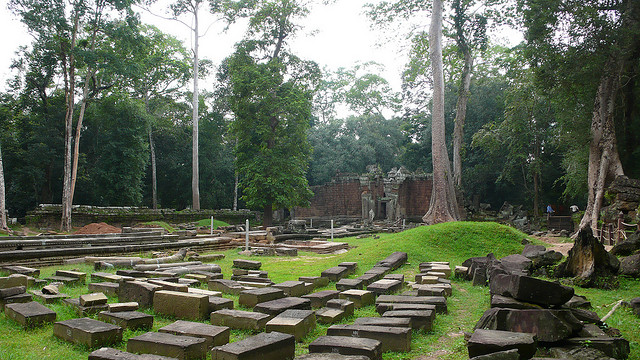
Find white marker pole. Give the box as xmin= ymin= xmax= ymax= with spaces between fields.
xmin=245 ymin=219 xmax=250 ymax=251
xmin=210 ymin=216 xmax=214 ymax=235
xmin=403 ymin=219 xmax=406 ymax=229
xmin=331 ymin=220 xmax=334 ymax=241
xmin=310 ymin=218 xmax=313 ymax=228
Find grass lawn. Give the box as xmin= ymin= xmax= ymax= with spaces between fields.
xmin=0 ymin=221 xmax=638 ymax=359
xmin=196 ymin=218 xmax=231 ymax=229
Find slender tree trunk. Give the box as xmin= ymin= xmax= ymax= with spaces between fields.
xmin=0 ymin=142 xmax=8 ymax=230
xmin=191 ymin=7 xmax=201 ymax=210
xmin=61 ymin=12 xmax=80 ymax=232
xmin=453 ymin=49 xmax=473 ymax=188
xmin=263 ymin=202 xmax=273 ymax=227
xmin=233 ymin=171 xmax=238 ymax=211
xmin=149 ymin=128 xmax=158 ymax=210
xmin=423 ymin=0 xmax=460 ymax=225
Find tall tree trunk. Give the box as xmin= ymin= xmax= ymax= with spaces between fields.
xmin=263 ymin=202 xmax=273 ymax=227
xmin=61 ymin=12 xmax=80 ymax=232
xmin=149 ymin=128 xmax=158 ymax=210
xmin=452 ymin=49 xmax=473 ymax=188
xmin=191 ymin=6 xmax=201 ymax=210
xmin=233 ymin=171 xmax=238 ymax=211
xmin=0 ymin=141 xmax=8 ymax=230
xmin=423 ymin=0 xmax=460 ymax=225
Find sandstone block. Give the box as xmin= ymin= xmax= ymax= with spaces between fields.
xmin=212 ymin=332 xmax=295 ymax=360
xmin=5 ymin=301 xmax=56 ymax=327
xmin=98 ymin=311 xmax=153 ymax=330
xmin=154 ymin=290 xmax=209 ymax=320
xmin=127 ymin=331 xmax=207 ymax=360
xmin=54 ymin=318 xmax=122 ymax=348
xmin=159 ymin=320 xmax=230 ymax=349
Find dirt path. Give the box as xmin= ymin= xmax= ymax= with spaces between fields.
xmin=531 ymin=235 xmax=612 ymax=255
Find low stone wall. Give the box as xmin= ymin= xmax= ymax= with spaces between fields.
xmin=26 ymin=205 xmax=260 ymax=228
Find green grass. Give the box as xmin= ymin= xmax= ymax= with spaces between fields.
xmin=141 ymin=221 xmax=176 ymax=233
xmin=196 ymin=218 xmax=231 ymax=229
xmin=0 ymin=221 xmax=638 ymax=359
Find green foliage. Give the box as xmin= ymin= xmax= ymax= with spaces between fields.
xmin=141 ymin=221 xmax=176 ymax=232
xmin=195 ymin=218 xmax=231 ymax=228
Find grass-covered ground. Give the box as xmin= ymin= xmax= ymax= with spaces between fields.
xmin=0 ymin=222 xmax=638 ymax=359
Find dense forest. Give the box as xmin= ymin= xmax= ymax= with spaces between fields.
xmin=0 ymin=0 xmax=639 ymax=228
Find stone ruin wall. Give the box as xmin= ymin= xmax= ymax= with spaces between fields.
xmin=295 ymin=169 xmax=433 ymax=222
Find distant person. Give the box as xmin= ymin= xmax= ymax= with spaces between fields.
xmin=546 ymin=204 xmax=555 ymax=220
xmin=570 ymin=205 xmax=579 ymax=213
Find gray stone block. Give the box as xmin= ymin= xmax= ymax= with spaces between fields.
xmin=353 ymin=317 xmax=412 ymax=328
xmin=88 ymin=347 xmax=177 ymax=360
xmin=5 ymin=301 xmax=56 ymax=327
xmin=153 ymin=290 xmax=209 ymax=320
xmin=467 ymin=329 xmax=537 ymax=359
xmin=159 ymin=320 xmax=230 ymax=349
xmin=53 ymin=318 xmax=123 ymax=348
xmin=127 ymin=331 xmax=207 ymax=360
xmin=309 ymin=336 xmax=382 ymax=360
xmin=254 ymin=297 xmax=311 ymax=316
xmin=212 ymin=332 xmax=294 ymax=360
xmin=210 ymin=309 xmax=271 ymax=331
xmin=302 ymin=290 xmax=340 ymax=308
xmin=239 ymin=287 xmax=285 ymax=308
xmin=339 ymin=290 xmax=375 ymax=308
xmin=321 ymin=267 xmax=350 ymax=282
xmin=327 ymin=324 xmax=411 ymax=352
xmin=98 ymin=311 xmax=153 ymax=330
xmin=382 ymin=309 xmax=433 ymax=331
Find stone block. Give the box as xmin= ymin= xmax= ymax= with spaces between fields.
xmin=273 ymin=281 xmax=307 ymax=297
xmin=266 ymin=309 xmax=316 ymax=341
xmin=154 ymin=290 xmax=209 ymax=320
xmin=309 ymin=336 xmax=382 ymax=360
xmin=416 ymin=275 xmax=439 ymax=284
xmin=108 ymin=302 xmax=139 ymax=312
xmin=0 ymin=286 xmax=26 ymax=299
xmin=0 ymin=292 xmax=32 ymax=310
xmin=276 ymin=247 xmax=298 ymax=257
xmin=367 ymin=279 xmax=402 ymax=295
xmin=210 ymin=309 xmax=271 ymax=331
xmin=88 ymin=347 xmax=176 ymax=359
xmin=254 ymin=297 xmax=311 ymax=316
xmin=5 ymin=301 xmax=56 ymax=327
xmin=148 ymin=279 xmax=189 ymax=292
xmin=184 ymin=274 xmax=209 ymax=283
xmin=382 ymin=310 xmax=433 ymax=331
xmin=298 ymin=276 xmax=329 ymax=288
xmin=469 ymin=349 xmax=520 ymax=360
xmin=80 ymin=292 xmax=109 ymax=306
xmin=178 ymin=279 xmax=201 ymax=287
xmin=326 ymin=299 xmax=355 ymax=317
xmin=327 ymin=324 xmax=411 ymax=352
xmin=375 ymin=252 xmax=408 ymax=270
xmin=414 ymin=285 xmax=445 ymax=297
xmin=64 ymin=298 xmax=109 ymax=316
xmin=566 ymin=337 xmax=630 ymax=359
xmin=188 ymin=288 xmax=222 ymax=297
xmin=339 ymin=290 xmax=375 ymax=308
xmin=53 ymin=318 xmax=123 ymax=348
xmin=119 ymin=281 xmax=163 ymax=308
xmin=375 ymin=303 xmax=436 ymax=315
xmin=89 ymin=282 xmax=120 ymax=296
xmin=31 ymin=290 xmax=69 ymax=303
xmin=127 ymin=331 xmax=207 ymax=360
xmin=353 ymin=317 xmax=412 ymax=328
xmin=233 ymin=259 xmax=262 ymax=270
xmin=209 ymin=296 xmax=234 ymax=313
xmin=99 ymin=311 xmax=153 ymax=330
xmin=364 ymin=267 xmax=390 ymax=279
xmin=0 ymin=274 xmax=29 ymax=289
xmin=454 ymin=266 xmax=469 ymax=279
xmin=55 ymin=270 xmax=86 ymax=282
xmin=208 ymin=279 xmax=250 ymax=295
xmin=376 ymin=295 xmax=447 ymax=314
xmin=211 ymin=332 xmax=295 ymax=360
xmin=239 ymin=287 xmax=285 ymax=308
xmin=295 ymin=355 xmax=369 ymax=360
xmin=321 ymin=266 xmax=350 ymax=282
xmin=467 ymin=329 xmax=537 ymax=359
xmin=489 ymin=274 xmax=574 ymax=307
xmin=91 ymin=272 xmax=132 ymax=283
xmin=302 ymin=290 xmax=340 ymax=308
xmin=1 ymin=265 xmax=40 ymax=277
xmin=159 ymin=320 xmax=230 ymax=349
xmin=414 ymin=283 xmax=452 ymax=296
xmin=336 ymin=278 xmax=364 ymax=291
xmin=316 ymin=307 xmax=345 ymax=324
xmin=338 ymin=262 xmax=357 ymax=274
xmin=383 ymin=274 xmax=404 ymax=283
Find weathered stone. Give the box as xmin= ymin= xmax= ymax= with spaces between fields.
xmin=550 ymin=345 xmax=619 ymax=360
xmin=338 ymin=262 xmax=358 ymax=274
xmin=367 ymin=266 xmax=391 ymax=277
xmin=630 ymin=297 xmax=640 ymax=317
xmin=55 ymin=270 xmax=86 ymax=282
xmin=210 ymin=309 xmax=270 ymax=331
xmin=309 ymin=336 xmax=382 ymax=360
xmin=54 ymin=318 xmax=123 ymax=348
xmin=454 ymin=266 xmax=469 ymax=279
xmin=159 ymin=320 xmax=230 ymax=349
xmin=89 ymin=282 xmax=120 ymax=296
xmin=366 ymin=279 xmax=402 ymax=295
xmin=467 ymin=329 xmax=537 ymax=359
xmin=177 ymin=278 xmax=201 ymax=287
xmin=265 ymin=309 xmax=316 ymax=341
xmin=489 ymin=274 xmax=574 ymax=307
xmin=383 ymin=273 xmax=404 ymax=283
xmin=98 ymin=310 xmax=154 ymax=330
xmin=294 ymin=355 xmax=369 ymax=360
xmin=211 ymin=331 xmax=295 ymax=360
xmin=474 ymin=308 xmax=583 ymax=342
xmin=254 ymin=297 xmax=311 ymax=316
xmin=91 ymin=272 xmax=129 ymax=283
xmin=0 ymin=292 xmax=33 ymax=310
xmin=326 ymin=298 xmax=355 ymax=317
xmin=563 ymin=295 xmax=592 ymax=309
xmin=298 ymin=276 xmax=329 ymax=288
xmin=376 ymin=295 xmax=447 ymax=314
xmin=469 ymin=349 xmax=520 ymax=360
xmin=327 ymin=324 xmax=411 ymax=352
xmin=64 ymin=298 xmax=109 ymax=316
xmin=233 ymin=269 xmax=268 ymax=277
xmin=31 ymin=290 xmax=69 ymax=303
xmin=188 ymin=288 xmax=222 ymax=297
xmin=119 ymin=281 xmax=163 ymax=308
xmin=339 ymin=290 xmax=375 ymax=308
xmin=276 ymin=247 xmax=298 ymax=256
xmin=375 ymin=302 xmax=436 ymax=315
xmin=321 ymin=267 xmax=350 ymax=282
xmin=239 ymin=287 xmax=285 ymax=308
xmin=148 ymin=279 xmax=189 ymax=292
xmin=490 ymin=295 xmax=542 ymax=310
xmin=472 ymin=268 xmax=488 ymax=287
xmin=273 ymin=281 xmax=307 ymax=297
xmin=80 ymin=292 xmax=109 ymax=307
xmin=382 ymin=309 xmax=433 ymax=331
xmin=5 ymin=301 xmax=56 ymax=327
xmin=566 ymin=337 xmax=630 ymax=360
xmin=336 ymin=278 xmax=364 ymax=291
xmin=316 ymin=307 xmax=346 ymax=324
xmin=154 ymin=290 xmax=209 ymax=320
xmin=108 ymin=302 xmax=139 ymax=312
xmin=88 ymin=347 xmax=176 ymax=359
xmin=127 ymin=331 xmax=207 ymax=360
xmin=0 ymin=286 xmax=26 ymax=299
xmin=208 ymin=296 xmax=234 ymax=313
xmin=354 ymin=317 xmax=412 ymax=328
xmin=208 ymin=279 xmax=250 ymax=295
xmin=42 ymin=284 xmax=61 ymax=295
xmin=357 ymin=273 xmax=380 ymax=286
xmin=233 ymin=259 xmax=262 ymax=270
xmin=522 ymin=244 xmax=564 ymax=268
xmin=414 ymin=285 xmax=446 ymax=297
xmin=619 ymin=253 xmax=640 ymax=277
xmin=375 ymin=252 xmax=407 ymax=270
xmin=499 ymin=254 xmax=533 ymax=274
xmin=569 ymin=308 xmax=601 ymax=324
xmin=0 ymin=274 xmax=29 ymax=289
xmin=578 ymin=323 xmax=608 ymax=337
xmin=302 ymin=290 xmax=340 ymax=308
xmin=184 ymin=274 xmax=209 ymax=284
xmin=1 ymin=265 xmax=40 ymax=277
xmin=610 ymin=233 xmax=640 ymax=256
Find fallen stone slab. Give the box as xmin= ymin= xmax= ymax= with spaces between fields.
xmin=80 ymin=292 xmax=109 ymax=307
xmin=375 ymin=302 xmax=436 ymax=315
xmin=0 ymin=292 xmax=33 ymax=310
xmin=1 ymin=265 xmax=40 ymax=277
xmin=148 ymin=279 xmax=189 ymax=292
xmin=474 ymin=308 xmax=583 ymax=342
xmin=302 ymin=290 xmax=340 ymax=308
xmin=383 ymin=274 xmax=404 ymax=283
xmin=326 ymin=299 xmax=355 ymax=317
xmin=91 ymin=272 xmax=131 ymax=283
xmin=254 ymin=297 xmax=311 ymax=316
xmin=578 ymin=323 xmax=608 ymax=338
xmin=108 ymin=302 xmax=139 ymax=312
xmin=566 ymin=337 xmax=630 ymax=360
xmin=365 ymin=267 xmax=391 ymax=279
xmin=316 ymin=307 xmax=346 ymax=324
xmin=338 ymin=262 xmax=358 ymax=274
xmin=211 ymin=331 xmax=295 ymax=360
xmin=356 ymin=273 xmax=380 ymax=286
xmin=154 ymin=290 xmax=209 ymax=320
xmin=233 ymin=259 xmax=262 ymax=270
xmin=376 ymin=295 xmax=447 ymax=314
xmin=208 ymin=279 xmax=251 ymax=295
xmin=375 ymin=252 xmax=407 ymax=270
xmin=339 ymin=290 xmax=375 ymax=308
xmin=490 ymin=295 xmax=542 ymax=310
xmin=0 ymin=274 xmax=29 ymax=289
xmin=367 ymin=279 xmax=402 ymax=295
xmin=159 ymin=320 xmax=230 ymax=349
xmin=336 ymin=278 xmax=364 ymax=291
xmin=183 ymin=274 xmax=209 ymax=284
xmin=98 ymin=311 xmax=154 ymax=330
xmin=188 ymin=288 xmax=222 ymax=297
xmin=89 ymin=282 xmax=120 ymax=296
xmin=327 ymin=324 xmax=411 ymax=352
xmin=562 ymin=295 xmax=592 ymax=309
xmin=64 ymin=298 xmax=109 ymax=316
xmin=232 ymin=269 xmax=268 ymax=277
xmin=273 ymin=281 xmax=307 ymax=297
xmin=239 ymin=287 xmax=285 ymax=308
xmin=467 ymin=329 xmax=537 ymax=359
xmin=88 ymin=347 xmax=177 ymax=360
xmin=489 ymin=274 xmax=574 ymax=307
xmin=127 ymin=331 xmax=207 ymax=360
xmin=294 ymin=355 xmax=369 ymax=360
xmin=54 ymin=317 xmax=123 ymax=348
xmin=469 ymin=349 xmax=520 ymax=360
xmin=298 ymin=276 xmax=329 ymax=288
xmin=353 ymin=317 xmax=412 ymax=328
xmin=631 ymin=297 xmax=640 ymax=317
xmin=5 ymin=301 xmax=56 ymax=327
xmin=208 ymin=296 xmax=234 ymax=313
xmin=55 ymin=270 xmax=86 ymax=282
xmin=31 ymin=290 xmax=69 ymax=303
xmin=321 ymin=266 xmax=350 ymax=282
xmin=266 ymin=309 xmax=316 ymax=341
xmin=210 ymin=309 xmax=270 ymax=331
xmin=119 ymin=281 xmax=163 ymax=308
xmin=415 ymin=275 xmax=439 ymax=284
xmin=309 ymin=336 xmax=382 ymax=360
xmin=414 ymin=285 xmax=446 ymax=297
xmin=382 ymin=309 xmax=433 ymax=331
xmin=454 ymin=266 xmax=469 ymax=279
xmin=0 ymin=286 xmax=26 ymax=299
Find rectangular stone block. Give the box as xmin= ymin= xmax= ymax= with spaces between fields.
xmin=0 ymin=274 xmax=29 ymax=289
xmin=212 ymin=332 xmax=295 ymax=360
xmin=338 ymin=262 xmax=357 ymax=274
xmin=91 ymin=272 xmax=130 ymax=283
xmin=209 ymin=296 xmax=234 ymax=313
xmin=188 ymin=288 xmax=222 ymax=297
xmin=266 ymin=309 xmax=316 ymax=341
xmin=233 ymin=259 xmax=262 ymax=270
xmin=356 ymin=273 xmax=379 ymax=286
xmin=375 ymin=303 xmax=436 ymax=315
xmin=339 ymin=290 xmax=375 ymax=308
xmin=321 ymin=266 xmax=350 ymax=282
xmin=254 ymin=297 xmax=311 ymax=316
xmin=80 ymin=293 xmax=109 ymax=306
xmin=98 ymin=311 xmax=153 ymax=330
xmin=274 ymin=281 xmax=307 ymax=297
xmin=327 ymin=324 xmax=411 ymax=352
xmin=302 ymin=290 xmax=340 ymax=308
xmin=5 ymin=301 xmax=56 ymax=327
xmin=376 ymin=295 xmax=447 ymax=314
xmin=326 ymin=299 xmax=355 ymax=317
xmin=64 ymin=298 xmax=109 ymax=316
xmin=208 ymin=279 xmax=250 ymax=295
xmin=336 ymin=278 xmax=364 ymax=291
xmin=89 ymin=282 xmax=120 ymax=296
xmin=178 ymin=278 xmax=201 ymax=287
xmin=159 ymin=320 xmax=230 ymax=349
xmin=294 ymin=355 xmax=369 ymax=360
xmin=184 ymin=274 xmax=209 ymax=283
xmin=309 ymin=336 xmax=382 ymax=360
xmin=375 ymin=252 xmax=407 ymax=270
xmin=1 ymin=265 xmax=40 ymax=277
xmin=53 ymin=318 xmax=123 ymax=348
xmin=88 ymin=347 xmax=176 ymax=359
xmin=210 ymin=309 xmax=270 ymax=331
xmin=365 ymin=267 xmax=390 ymax=278
xmin=108 ymin=302 xmax=139 ymax=312
xmin=55 ymin=270 xmax=86 ymax=282
xmin=239 ymin=287 xmax=285 ymax=308
xmin=366 ymin=279 xmax=402 ymax=295
xmin=382 ymin=309 xmax=433 ymax=331
xmin=154 ymin=290 xmax=209 ymax=320
xmin=119 ymin=281 xmax=163 ymax=308
xmin=383 ymin=274 xmax=404 ymax=283
xmin=0 ymin=286 xmax=26 ymax=299
xmin=0 ymin=292 xmax=32 ymax=310
xmin=316 ymin=307 xmax=345 ymax=324
xmin=148 ymin=279 xmax=189 ymax=292
xmin=298 ymin=276 xmax=329 ymax=288
xmin=414 ymin=285 xmax=446 ymax=297
xmin=31 ymin=290 xmax=69 ymax=303
xmin=127 ymin=332 xmax=207 ymax=360
xmin=353 ymin=317 xmax=412 ymax=328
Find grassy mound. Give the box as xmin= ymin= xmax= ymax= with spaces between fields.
xmin=196 ymin=218 xmax=231 ymax=229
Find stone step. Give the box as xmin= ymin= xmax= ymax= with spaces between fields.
xmin=159 ymin=320 xmax=230 ymax=350
xmin=210 ymin=309 xmax=271 ymax=331
xmin=327 ymin=324 xmax=411 ymax=352
xmin=127 ymin=331 xmax=207 ymax=360
xmin=54 ymin=317 xmax=123 ymax=348
xmin=309 ymin=336 xmax=382 ymax=360
xmin=212 ymin=331 xmax=295 ymax=360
